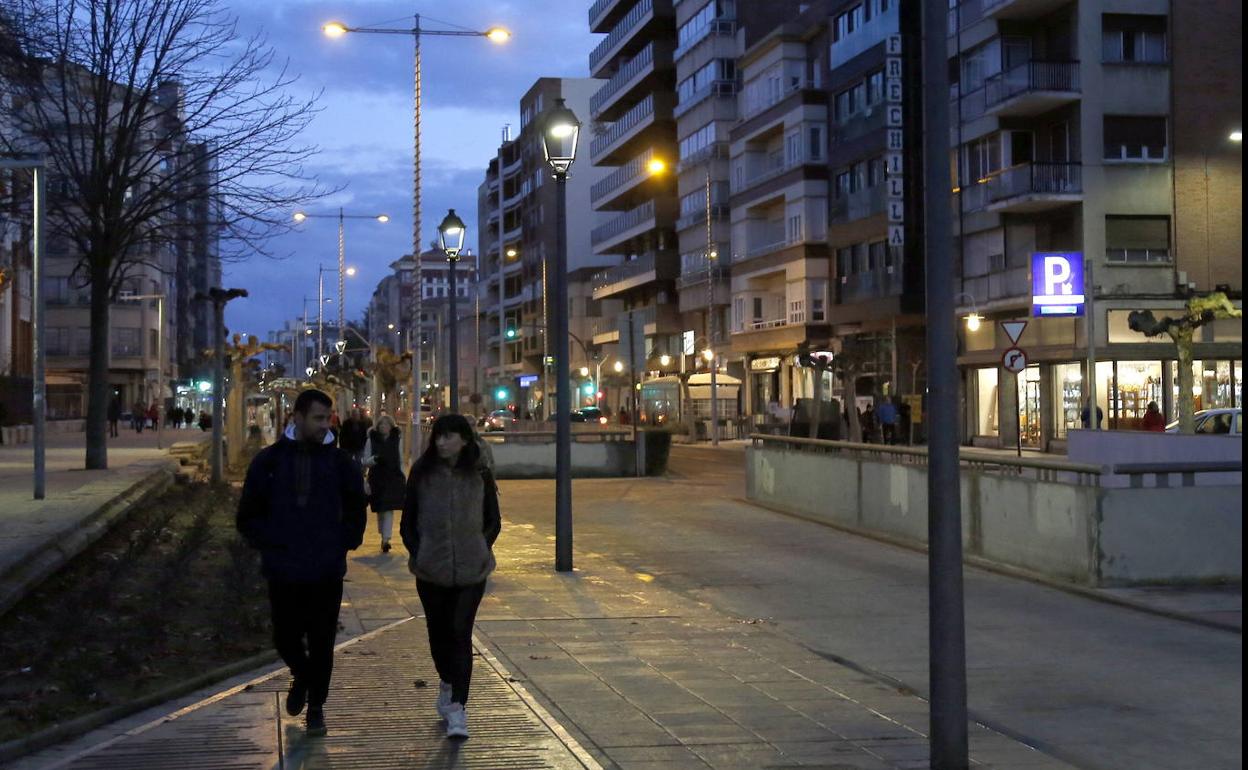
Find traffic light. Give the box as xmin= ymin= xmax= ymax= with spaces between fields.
xmin=582 ymin=381 xmax=595 ymax=395
xmin=504 ymin=326 xmax=518 ymax=339
xmin=495 ymin=387 xmax=509 ymax=401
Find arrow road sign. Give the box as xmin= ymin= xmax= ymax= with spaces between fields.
xmin=1001 ymin=346 xmax=1028 ymax=374
xmin=1001 ymin=320 xmax=1027 ymax=345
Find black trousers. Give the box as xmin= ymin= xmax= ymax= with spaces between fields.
xmin=416 ymin=580 xmax=486 ymax=706
xmin=267 ymin=578 xmax=344 ymax=707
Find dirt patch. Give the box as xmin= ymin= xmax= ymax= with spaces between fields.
xmin=0 ymin=482 xmax=271 ymax=742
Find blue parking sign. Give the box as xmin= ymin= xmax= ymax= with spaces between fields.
xmin=1031 ymin=252 xmax=1085 ymax=317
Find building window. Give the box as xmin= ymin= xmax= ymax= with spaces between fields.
xmin=868 ymin=156 xmax=886 ymax=187
xmin=787 ymin=213 xmax=803 ymax=242
xmin=809 ymin=279 xmax=826 ymax=322
xmin=1105 ymin=216 xmax=1171 ymax=263
xmin=836 ymin=247 xmax=853 ymax=277
xmin=835 ymin=171 xmax=851 ymax=199
xmin=1104 ymin=116 xmax=1167 ymax=161
xmin=833 ymin=4 xmax=864 ymax=42
xmin=869 ymin=241 xmax=886 ymax=271
xmin=1102 ymin=14 xmax=1167 ymax=64
xmin=678 ymin=122 xmax=716 ymax=161
xmin=808 ymin=126 xmax=824 ymax=160
xmin=111 ymin=327 xmax=142 ymax=357
xmin=866 ymin=70 xmax=884 ymax=106
xmin=976 ymin=367 xmax=999 ymax=436
xmin=46 ymin=327 xmax=71 ymax=356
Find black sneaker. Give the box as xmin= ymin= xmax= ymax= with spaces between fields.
xmin=381 ymin=540 xmax=392 ymax=553
xmin=285 ymin=678 xmax=307 ymax=716
xmin=305 ymin=706 xmax=327 ymax=736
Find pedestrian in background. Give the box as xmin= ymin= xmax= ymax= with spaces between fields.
xmin=107 ymin=396 xmax=121 ymax=438
xmin=361 ymin=413 xmax=404 ymax=553
xmin=339 ymin=408 xmax=372 ymax=463
xmin=132 ymin=401 xmax=145 ymax=433
xmin=400 ymin=414 xmax=501 ymax=740
xmin=236 ymin=389 xmax=366 ymax=737
xmin=877 ymin=398 xmax=898 ymax=445
xmin=861 ymin=404 xmax=877 ymax=443
xmin=1141 ymin=401 xmax=1166 ymax=431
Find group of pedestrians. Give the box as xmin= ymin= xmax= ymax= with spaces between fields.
xmin=106 ymin=396 xmax=209 ymax=438
xmin=236 ymin=390 xmax=500 ymax=741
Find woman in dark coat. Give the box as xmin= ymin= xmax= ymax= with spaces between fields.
xmin=362 ymin=414 xmax=405 ymax=553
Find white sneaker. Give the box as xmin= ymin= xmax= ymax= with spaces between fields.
xmin=436 ymin=681 xmax=453 ymax=719
xmin=445 ymin=703 xmax=468 ymax=739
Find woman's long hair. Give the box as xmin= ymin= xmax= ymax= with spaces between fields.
xmin=412 ymin=413 xmax=481 ymax=477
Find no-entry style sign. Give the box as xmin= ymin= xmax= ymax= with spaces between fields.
xmin=1002 ymin=346 xmax=1028 ymax=374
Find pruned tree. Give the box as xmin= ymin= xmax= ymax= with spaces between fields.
xmin=0 ymin=0 xmax=328 ymax=469
xmin=1128 ymin=292 xmax=1241 ymax=434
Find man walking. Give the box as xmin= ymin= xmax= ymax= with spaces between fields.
xmin=236 ymin=389 xmax=367 ymax=736
xmin=877 ymin=397 xmax=898 ymax=445
xmin=339 ymin=407 xmax=372 ymax=463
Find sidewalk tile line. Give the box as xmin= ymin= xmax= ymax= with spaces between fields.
xmin=472 ymin=632 xmax=606 ymax=770
xmin=39 ymin=616 xmax=416 ymax=770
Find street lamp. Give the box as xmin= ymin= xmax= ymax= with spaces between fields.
xmin=0 ymin=156 xmax=46 ymax=498
xmin=293 ymin=207 xmax=386 ymax=349
xmin=194 ymin=288 xmax=248 ymax=484
xmin=322 ymin=13 xmax=510 ymax=464
xmin=542 ymin=98 xmax=579 ymax=573
xmin=438 ymin=208 xmax=467 ymax=411
xmin=118 ymin=292 xmax=167 ymax=450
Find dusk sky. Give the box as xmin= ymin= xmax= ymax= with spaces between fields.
xmin=221 ymin=0 xmax=598 ymax=340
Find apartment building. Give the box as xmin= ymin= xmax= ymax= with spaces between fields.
xmin=587 ymin=0 xmax=681 ymax=376
xmin=477 ymin=77 xmax=615 ymax=417
xmin=392 ymin=248 xmax=477 ymax=411
xmin=727 ymin=3 xmax=835 ymax=418
xmin=949 ymin=0 xmax=1242 ymax=450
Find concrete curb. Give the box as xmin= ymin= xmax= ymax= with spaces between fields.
xmin=0 ymin=461 xmax=176 ymax=618
xmin=741 ymin=497 xmax=1242 ymax=635
xmin=0 ymin=650 xmax=280 ymax=766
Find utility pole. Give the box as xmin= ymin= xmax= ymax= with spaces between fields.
xmin=921 ymin=0 xmax=969 ymax=766
xmin=197 ymin=288 xmax=248 ymax=483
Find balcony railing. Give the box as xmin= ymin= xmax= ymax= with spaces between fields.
xmin=676 ymin=141 xmax=729 ymax=174
xmin=674 ymin=79 xmax=737 ymax=119
xmin=590 ymin=0 xmax=653 ymax=72
xmin=591 ymin=93 xmax=655 ymax=160
xmin=591 ymin=148 xmax=655 ymax=205
xmin=738 ymin=76 xmax=814 ymax=123
xmin=947 ymin=0 xmax=987 ymax=34
xmin=984 ymin=61 xmax=1080 ymax=108
xmin=591 ymin=43 xmax=654 ymax=118
xmin=830 ymin=185 xmax=887 ymax=222
xmin=589 ymin=0 xmax=622 ymax=29
xmin=591 ymin=198 xmax=656 ymax=247
xmin=985 ymin=162 xmax=1081 ymax=203
xmin=592 ymin=251 xmax=657 ymax=292
xmin=838 ymin=264 xmax=904 ymax=304
xmin=673 ymin=17 xmax=736 ymax=60
xmin=731 ymin=154 xmax=807 ymax=194
xmin=832 ymin=105 xmax=886 ymax=146
xmin=676 ymin=203 xmax=729 ymax=232
xmin=676 ymin=263 xmax=729 ymax=290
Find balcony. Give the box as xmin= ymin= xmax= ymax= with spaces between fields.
xmin=832 ymin=106 xmax=887 ymax=147
xmin=589 ymin=0 xmax=629 ymax=33
xmin=592 ymin=199 xmax=656 ymax=252
xmin=591 ymin=250 xmax=678 ymax=299
xmin=674 ymin=79 xmax=737 ymax=120
xmin=592 ymin=42 xmax=669 ymax=122
xmin=738 ymin=76 xmax=816 ymax=124
xmin=837 ymin=264 xmax=905 ymax=305
xmin=963 ymin=265 xmax=1030 ymax=305
xmin=676 ymin=203 xmax=729 ymax=232
xmin=590 ymin=92 xmax=674 ymax=165
xmin=676 ymin=141 xmax=728 ymax=174
xmin=591 ymin=148 xmax=657 ymax=209
xmin=673 ymin=17 xmax=736 ymax=61
xmin=983 ymin=61 xmax=1080 ymax=116
xmin=730 ymin=152 xmax=822 ymax=198
xmin=948 ymin=0 xmax=1069 ymax=33
xmin=983 ymin=162 xmax=1082 ymax=213
xmin=590 ymin=0 xmax=656 ymax=77
xmin=830 ymin=185 xmax=887 ymax=223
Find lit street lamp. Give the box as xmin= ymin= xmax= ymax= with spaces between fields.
xmin=293 ymin=207 xmax=386 ymax=351
xmin=438 ymin=208 xmax=467 ymax=411
xmin=542 ymin=98 xmax=579 ymax=573
xmin=322 ymin=13 xmax=509 ymax=464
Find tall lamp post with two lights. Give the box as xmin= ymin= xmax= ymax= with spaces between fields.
xmin=542 ymin=98 xmax=580 ymax=573
xmin=322 ymin=15 xmax=509 ymax=461
xmin=293 ymin=207 xmax=387 ymax=348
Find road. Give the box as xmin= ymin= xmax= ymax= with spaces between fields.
xmin=505 ymin=444 xmax=1241 ymax=770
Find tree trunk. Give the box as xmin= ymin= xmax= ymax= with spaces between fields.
xmin=809 ymin=367 xmax=823 ymax=439
xmin=1174 ymin=328 xmax=1196 ymax=434
xmin=842 ymin=370 xmax=862 ymax=443
xmin=84 ymin=265 xmax=111 ymax=469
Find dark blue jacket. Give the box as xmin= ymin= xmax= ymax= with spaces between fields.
xmin=236 ymin=437 xmax=367 ymax=583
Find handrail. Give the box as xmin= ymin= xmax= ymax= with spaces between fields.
xmin=591 ymin=93 xmax=656 ymax=159
xmin=1113 ymin=461 xmax=1242 ymax=489
xmin=590 ymin=0 xmax=653 ymax=72
xmin=750 ymin=434 xmax=1104 ymax=484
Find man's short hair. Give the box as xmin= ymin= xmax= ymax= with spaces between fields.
xmin=294 ymin=389 xmax=333 ymax=414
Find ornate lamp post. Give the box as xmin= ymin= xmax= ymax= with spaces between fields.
xmin=438 ymin=208 xmax=467 ymax=412
xmin=541 ymin=98 xmax=579 ymax=573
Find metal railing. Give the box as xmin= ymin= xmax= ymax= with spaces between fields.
xmin=590 ymin=0 xmax=653 ymax=72
xmin=986 ymin=162 xmax=1082 ymax=202
xmin=591 ymin=93 xmax=656 ymax=159
xmin=731 ymin=154 xmax=803 ymax=194
xmin=591 ymin=148 xmax=655 ymax=205
xmin=483 ymin=429 xmax=633 ymax=443
xmin=591 ymin=250 xmax=657 ymax=290
xmin=750 ymin=434 xmax=1104 ymax=486
xmin=674 ymin=79 xmax=737 ymax=119
xmin=738 ymin=76 xmax=814 ymax=123
xmin=673 ymin=17 xmax=736 ymax=60
xmin=676 ymin=263 xmax=729 ymax=289
xmin=590 ymin=198 xmax=656 ymax=247
xmin=676 ymin=141 xmax=729 ymax=174
xmin=985 ymin=61 xmax=1080 ymax=108
xmin=591 ymin=43 xmax=655 ymax=117
xmin=675 ymin=203 xmax=729 ymax=232
xmin=1113 ymin=461 xmax=1242 ymax=488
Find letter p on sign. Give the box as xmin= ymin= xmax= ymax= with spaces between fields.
xmin=1044 ymin=256 xmax=1072 ymax=296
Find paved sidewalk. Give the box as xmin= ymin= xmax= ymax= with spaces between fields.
xmin=0 ymin=430 xmax=204 ymax=615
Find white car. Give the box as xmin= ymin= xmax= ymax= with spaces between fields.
xmin=483 ymin=409 xmax=516 ymax=432
xmin=1165 ymin=408 xmax=1241 ymax=436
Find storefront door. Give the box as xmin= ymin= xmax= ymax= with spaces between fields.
xmin=1017 ymin=365 xmax=1042 ymax=448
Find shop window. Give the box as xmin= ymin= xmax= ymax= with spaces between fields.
xmin=1052 ymin=363 xmax=1083 ymax=438
xmin=1112 ymin=360 xmax=1164 ymax=429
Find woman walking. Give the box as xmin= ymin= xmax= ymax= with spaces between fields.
xmin=400 ymin=414 xmax=500 ymax=740
xmin=361 ymin=414 xmax=405 ymax=553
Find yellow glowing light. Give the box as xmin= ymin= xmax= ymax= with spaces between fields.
xmin=702 ymin=349 xmax=714 ymax=362
xmin=646 ymin=158 xmax=667 ymax=175
xmin=292 ymin=211 xmax=307 ymax=222
xmin=659 ymin=354 xmax=671 ymax=367
xmin=505 ymin=248 xmax=518 ymax=258
xmin=377 ymin=214 xmax=390 ymax=223
xmin=1230 ymin=131 xmax=1243 ymax=142
xmin=322 ymin=21 xmax=348 ymax=38
xmin=965 ymin=313 xmax=982 ymax=332
xmin=345 ymin=267 xmax=357 ymax=276
xmin=613 ymin=361 xmax=624 ymax=373
xmin=579 ymin=366 xmax=590 ymax=376
xmin=549 ymin=122 xmax=575 ymax=139
xmin=486 ymin=27 xmax=511 ymax=44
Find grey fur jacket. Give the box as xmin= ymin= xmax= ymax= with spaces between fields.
xmin=399 ymin=461 xmax=500 ymax=587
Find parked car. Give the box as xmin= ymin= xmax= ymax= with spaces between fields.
xmin=483 ymin=409 xmax=516 ymax=432
xmin=577 ymin=407 xmax=609 ymax=425
xmin=547 ymin=411 xmax=587 ymax=422
xmin=1165 ymin=408 xmax=1241 ymax=435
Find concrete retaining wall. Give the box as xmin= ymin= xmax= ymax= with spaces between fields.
xmin=747 ymin=444 xmax=1240 ymax=586
xmin=491 ymin=440 xmax=637 ymax=479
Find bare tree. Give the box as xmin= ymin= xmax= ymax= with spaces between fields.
xmin=0 ymin=0 xmax=327 ymax=468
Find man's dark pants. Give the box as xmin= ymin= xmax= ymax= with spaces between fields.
xmin=416 ymin=580 xmax=487 ymax=706
xmin=267 ymin=578 xmax=344 ymax=707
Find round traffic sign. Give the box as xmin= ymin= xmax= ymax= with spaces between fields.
xmin=1001 ymin=346 xmax=1028 ymax=374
